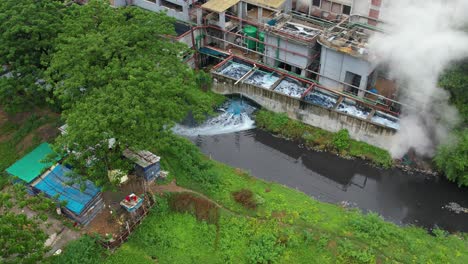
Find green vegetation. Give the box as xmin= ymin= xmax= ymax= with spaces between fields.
xmin=102 ymin=134 xmax=465 ymax=263
xmin=0 ymin=0 xmax=65 ymax=112
xmin=46 ymin=0 xmax=224 ymax=188
xmin=255 ymin=110 xmax=393 ymax=168
xmin=435 ymin=62 xmax=468 ymax=186
xmin=47 ymin=236 xmax=106 ymax=264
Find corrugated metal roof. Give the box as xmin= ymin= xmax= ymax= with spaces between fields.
xmin=202 ymin=0 xmax=239 ymax=13
xmin=246 ymin=0 xmax=286 ymax=9
xmin=5 ymin=143 xmax=60 ymax=183
xmin=123 ymin=149 xmax=160 ymax=168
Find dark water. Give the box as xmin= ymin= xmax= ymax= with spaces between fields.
xmin=190 ymin=129 xmax=468 ymax=232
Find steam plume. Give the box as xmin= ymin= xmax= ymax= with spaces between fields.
xmin=369 ymin=0 xmax=468 ymax=158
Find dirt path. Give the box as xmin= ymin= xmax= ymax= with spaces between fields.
xmin=151 ymin=180 xmax=226 ymax=210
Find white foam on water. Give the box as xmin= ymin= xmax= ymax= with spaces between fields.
xmin=372 ymin=115 xmax=400 ymax=130
xmin=274 ymin=79 xmax=306 ymax=98
xmin=304 ymin=91 xmax=338 ymax=109
xmin=337 ymin=103 xmax=369 ymax=119
xmin=173 ymin=112 xmax=255 ymax=136
xmin=218 ymin=63 xmax=252 ymax=79
xmin=244 ymin=71 xmax=280 ymax=89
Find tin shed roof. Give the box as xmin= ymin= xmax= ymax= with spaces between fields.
xmin=202 ymin=0 xmax=239 ymax=13
xmin=123 ymin=149 xmax=160 ymax=168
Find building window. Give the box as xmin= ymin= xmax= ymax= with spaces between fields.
xmin=313 ymin=0 xmax=321 ymax=7
xmin=369 ymin=9 xmax=380 ymax=19
xmin=321 ymin=0 xmax=332 ymax=12
xmin=371 ymin=0 xmax=382 ymax=7
xmin=331 ymin=2 xmax=342 ymax=13
xmin=342 ymin=5 xmax=351 ymax=15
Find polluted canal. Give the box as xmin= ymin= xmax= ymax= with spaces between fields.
xmin=174 ymin=98 xmax=468 ymax=232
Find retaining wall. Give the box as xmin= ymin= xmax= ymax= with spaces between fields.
xmin=211 ymin=73 xmax=396 ymax=149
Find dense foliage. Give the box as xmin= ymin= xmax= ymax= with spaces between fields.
xmin=255 ymin=110 xmax=393 ymax=167
xmin=436 ymin=62 xmax=468 ymax=186
xmin=0 ymin=195 xmax=48 ymax=264
xmin=0 ymin=0 xmax=64 ymax=112
xmin=47 ymin=236 xmax=105 ymax=264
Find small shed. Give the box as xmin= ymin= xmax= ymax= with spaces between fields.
xmin=6 ymin=142 xmax=60 ymax=184
xmin=123 ymin=149 xmax=161 ymax=182
xmin=31 ymin=164 xmax=104 ymax=226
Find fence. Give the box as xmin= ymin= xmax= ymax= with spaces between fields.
xmin=97 ymin=192 xmax=156 ymax=250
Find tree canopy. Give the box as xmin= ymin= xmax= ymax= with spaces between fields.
xmin=46 ymin=1 xmax=221 ymax=185
xmin=435 ymin=61 xmax=468 ymax=186
xmin=0 ymin=0 xmax=65 ymax=112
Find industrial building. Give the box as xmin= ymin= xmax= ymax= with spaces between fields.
xmin=111 ymin=0 xmax=401 ymax=132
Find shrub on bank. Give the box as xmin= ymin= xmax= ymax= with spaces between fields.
xmin=256 ymin=110 xmax=393 ymax=168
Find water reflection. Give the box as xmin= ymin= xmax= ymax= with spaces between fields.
xmin=190 ymin=129 xmax=468 ymax=232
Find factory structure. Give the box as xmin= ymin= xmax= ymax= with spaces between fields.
xmin=111 ymin=0 xmax=401 ymax=135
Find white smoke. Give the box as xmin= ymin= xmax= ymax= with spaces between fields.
xmin=369 ymin=0 xmax=468 ymax=158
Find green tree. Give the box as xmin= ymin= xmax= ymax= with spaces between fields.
xmin=435 ymin=130 xmax=468 ymax=186
xmin=439 ymin=61 xmax=468 ymax=123
xmin=435 ymin=62 xmax=468 ymax=186
xmin=0 ymin=0 xmax=64 ymax=112
xmin=48 ymin=1 xmax=219 ymax=185
xmin=0 ymin=204 xmax=48 ymax=263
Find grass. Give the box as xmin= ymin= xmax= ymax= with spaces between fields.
xmin=146 ymin=135 xmax=468 ymax=263
xmin=255 ymin=110 xmax=393 ymax=168
xmin=4 ymin=108 xmax=466 ymax=263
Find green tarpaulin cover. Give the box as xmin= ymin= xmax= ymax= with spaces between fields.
xmin=5 ymin=142 xmax=59 ymax=183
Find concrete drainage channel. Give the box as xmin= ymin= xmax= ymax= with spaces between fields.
xmin=210 ymin=57 xmax=398 ymax=149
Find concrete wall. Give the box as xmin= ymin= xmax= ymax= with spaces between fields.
xmin=319 ymin=45 xmax=373 ymax=95
xmin=211 ymin=72 xmax=396 ymax=149
xmin=133 ymin=0 xmax=190 ymax=22
xmin=264 ymin=33 xmax=312 ymax=69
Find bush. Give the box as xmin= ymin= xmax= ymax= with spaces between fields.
xmin=48 ymin=236 xmax=104 ymax=264
xmin=232 ymin=189 xmax=257 ymax=210
xmin=332 ymin=129 xmax=351 ymax=152
xmin=247 ymin=234 xmax=284 ymax=264
xmin=434 ymin=130 xmax=468 ymax=186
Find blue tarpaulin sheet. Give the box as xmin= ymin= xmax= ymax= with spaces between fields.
xmin=34 ymin=164 xmax=100 ymax=215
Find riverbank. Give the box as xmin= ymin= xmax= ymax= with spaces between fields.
xmin=255 ymin=109 xmax=393 ymax=168
xmin=52 ymin=133 xmax=468 ymax=263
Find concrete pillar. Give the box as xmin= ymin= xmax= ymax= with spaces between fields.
xmin=112 ymin=0 xmax=128 ymax=7
xmin=219 ymin=11 xmax=226 ymax=29
xmin=258 ymin=7 xmax=263 ymax=23
xmin=182 ymin=4 xmax=189 ymax=21
xmin=237 ymin=2 xmax=243 ymax=28
xmin=301 ymin=69 xmax=306 ymax=77
xmin=284 ymin=0 xmax=292 ymax=13
xmin=358 ymin=77 xmax=367 ymax=97
xmin=196 ymin=7 xmax=202 ymax=25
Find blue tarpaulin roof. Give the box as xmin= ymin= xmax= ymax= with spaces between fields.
xmin=34 ymin=164 xmax=100 ymax=215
